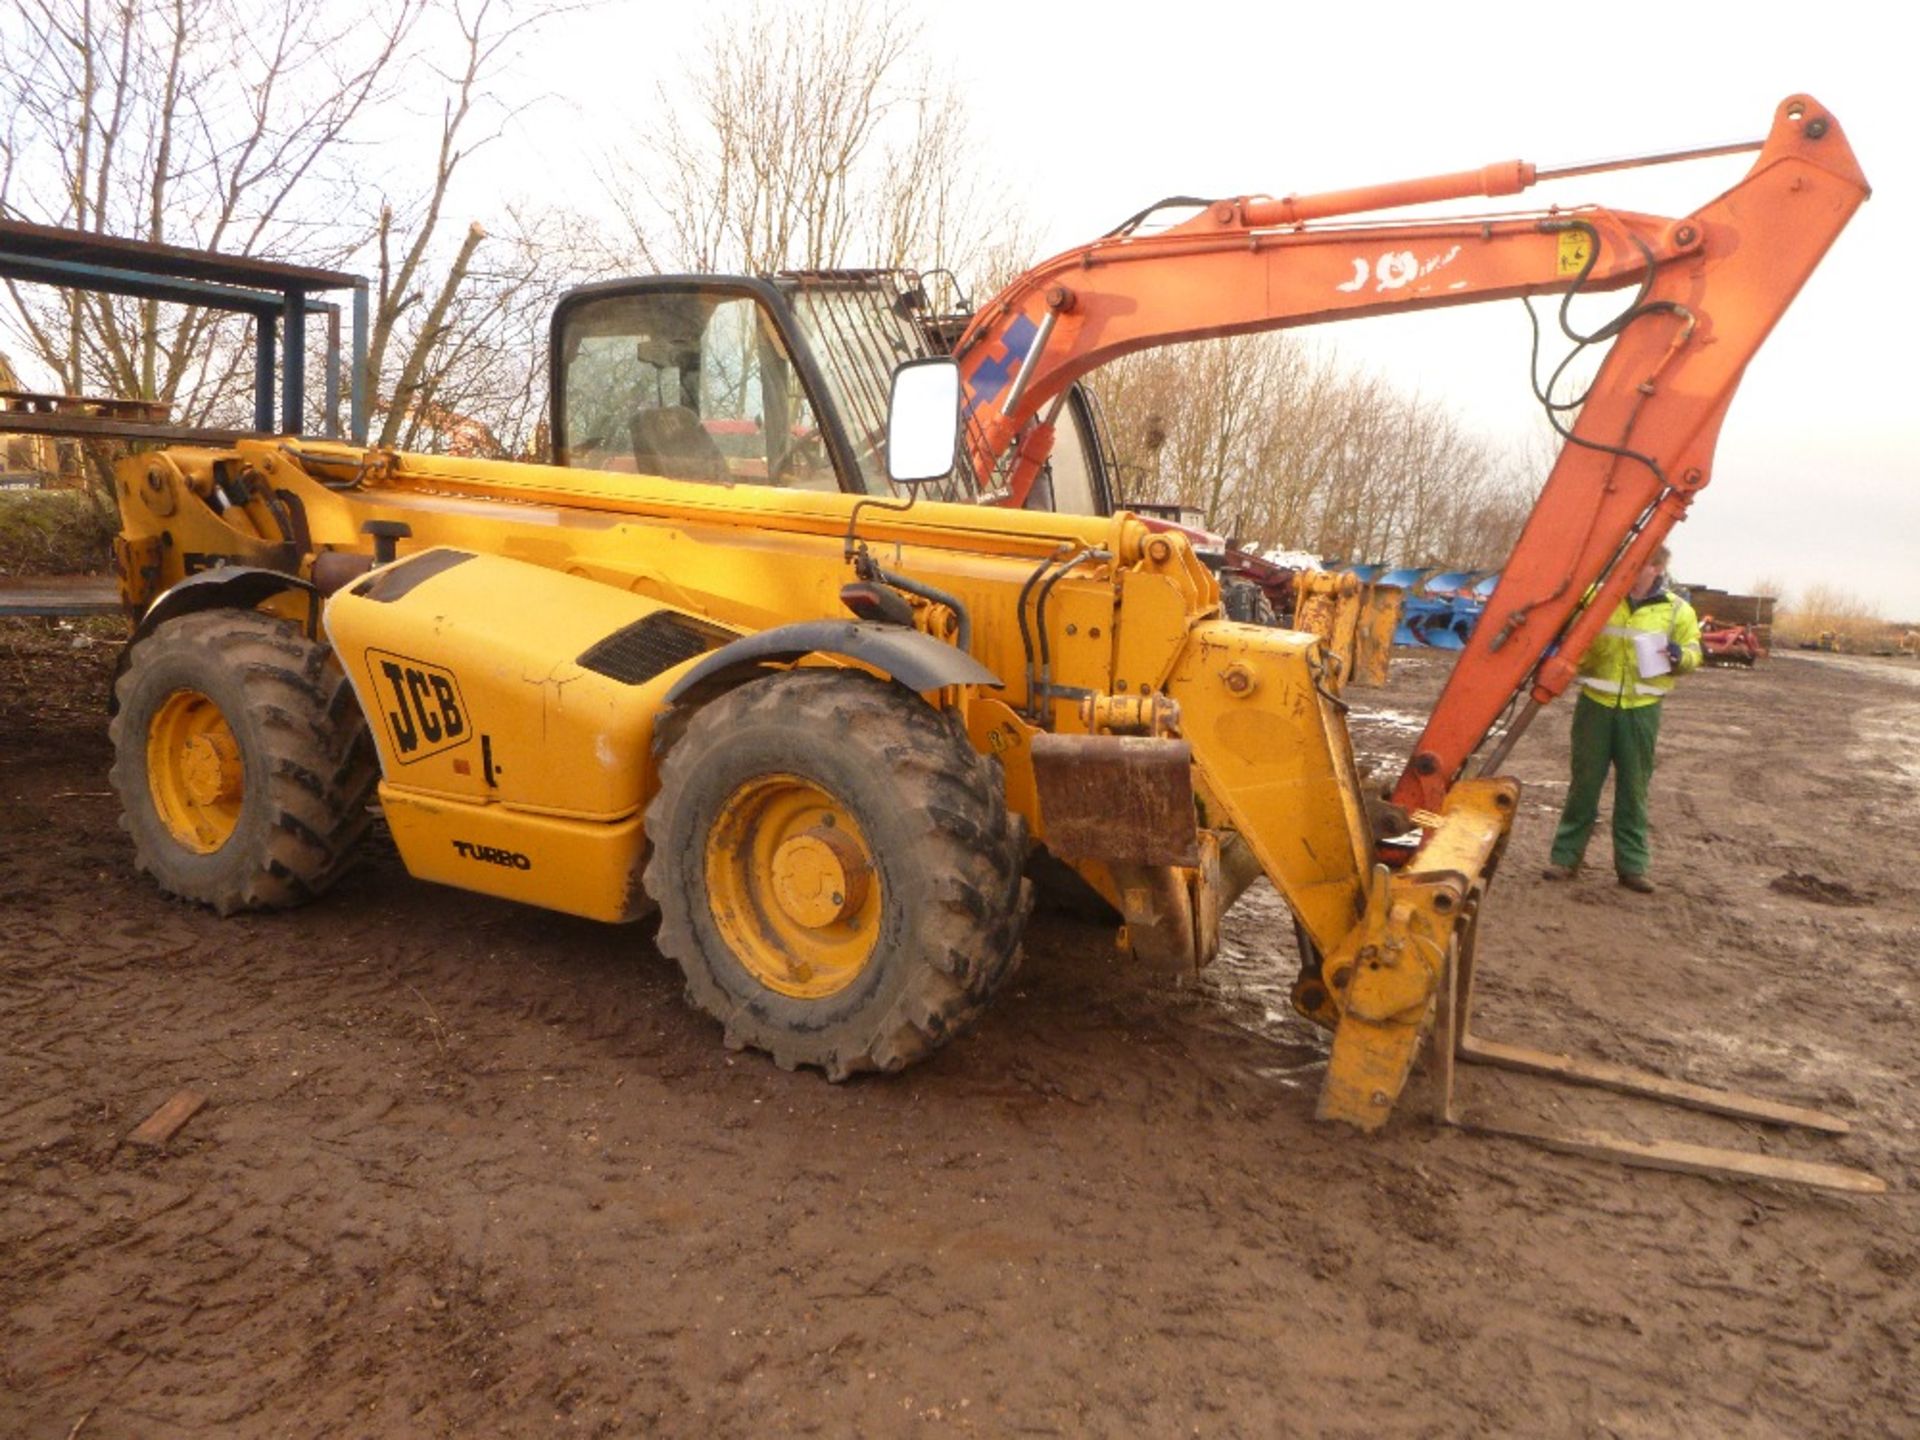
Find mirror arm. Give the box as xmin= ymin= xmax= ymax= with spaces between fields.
xmin=843 ymin=489 xmax=920 ymax=564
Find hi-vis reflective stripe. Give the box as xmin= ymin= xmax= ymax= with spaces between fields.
xmin=1581 ymin=672 xmax=1672 ymax=697
xmin=1602 ymin=625 xmax=1642 ymax=639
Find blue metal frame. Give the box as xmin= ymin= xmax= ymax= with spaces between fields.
xmin=0 ymin=225 xmax=367 ymax=444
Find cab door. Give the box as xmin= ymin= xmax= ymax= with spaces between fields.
xmin=549 ymin=277 xmax=856 ymax=493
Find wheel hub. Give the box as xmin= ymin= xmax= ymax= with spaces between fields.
xmin=146 ymin=688 xmax=245 ymax=854
xmin=770 ymin=825 xmax=871 ymax=928
xmin=705 ymin=773 xmax=881 ymax=1000
xmin=182 ymin=729 xmax=243 ymax=807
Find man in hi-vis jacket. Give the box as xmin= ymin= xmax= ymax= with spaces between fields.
xmin=1542 ymin=544 xmax=1703 ymax=894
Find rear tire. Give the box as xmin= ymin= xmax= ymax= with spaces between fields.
xmin=644 ymin=669 xmax=1029 ymax=1079
xmin=108 ymin=608 xmax=379 ymax=915
xmin=1222 ymin=577 xmax=1278 ymax=627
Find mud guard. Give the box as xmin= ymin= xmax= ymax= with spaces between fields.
xmin=109 ymin=567 xmax=322 ymax=716
xmin=131 ymin=566 xmax=320 ymax=644
xmin=664 ymin=619 xmax=1002 ymax=703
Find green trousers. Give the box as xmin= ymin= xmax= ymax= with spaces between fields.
xmin=1549 ymin=691 xmax=1663 ymax=876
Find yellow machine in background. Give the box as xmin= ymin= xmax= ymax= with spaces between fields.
xmin=1289 ymin=570 xmax=1404 ymax=690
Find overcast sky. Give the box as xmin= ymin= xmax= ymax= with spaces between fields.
xmin=500 ymin=0 xmax=1914 ymax=616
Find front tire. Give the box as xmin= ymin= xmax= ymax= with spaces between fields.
xmin=108 ymin=608 xmax=379 ymax=914
xmin=644 ymin=669 xmax=1029 ymax=1079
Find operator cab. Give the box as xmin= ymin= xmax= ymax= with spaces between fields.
xmin=553 ymin=281 xmax=839 ymax=491
xmin=550 ymin=269 xmax=1167 ymax=534
xmin=551 ymin=272 xmax=979 ymax=502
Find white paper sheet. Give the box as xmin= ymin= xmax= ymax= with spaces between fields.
xmin=1632 ymin=629 xmax=1672 ymax=679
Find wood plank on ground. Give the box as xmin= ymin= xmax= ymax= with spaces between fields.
xmin=127 ymin=1090 xmax=206 ymax=1148
xmin=1464 ymin=1115 xmax=1886 ymax=1195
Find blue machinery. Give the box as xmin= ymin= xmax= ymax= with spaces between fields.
xmin=1343 ymin=564 xmax=1500 ymax=650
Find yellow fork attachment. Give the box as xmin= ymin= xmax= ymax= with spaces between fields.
xmin=1431 ymin=928 xmax=1886 ymax=1195
xmin=1318 ymin=780 xmax=1885 ymax=1195
xmin=1315 ymin=778 xmax=1516 ymax=1130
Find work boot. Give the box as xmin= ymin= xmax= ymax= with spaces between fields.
xmin=1541 ymin=862 xmax=1579 ymax=881
xmin=1617 ymin=871 xmax=1656 ymax=894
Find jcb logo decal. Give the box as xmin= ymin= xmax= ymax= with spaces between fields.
xmin=366 ymin=649 xmax=471 ymax=762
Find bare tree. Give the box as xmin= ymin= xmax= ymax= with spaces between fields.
xmin=1090 ymin=334 xmax=1540 ymax=565
xmin=1096 ymin=334 xmax=1350 ymax=548
xmin=0 ymin=0 xmax=581 ymax=462
xmin=1777 ymin=581 xmax=1883 ymax=647
xmin=382 ymin=204 xmax=612 ymax=457
xmin=360 ymin=0 xmax=588 ymax=447
xmin=0 ymin=0 xmax=427 ymax=430
xmin=610 ymin=0 xmax=1019 ymax=287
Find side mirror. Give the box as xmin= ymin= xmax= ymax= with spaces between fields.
xmin=886 ymin=357 xmax=961 ymax=486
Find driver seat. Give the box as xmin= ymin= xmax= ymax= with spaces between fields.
xmin=629 ymin=406 xmax=728 ymax=484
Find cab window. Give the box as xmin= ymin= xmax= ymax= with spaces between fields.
xmin=556 ymin=288 xmax=837 ymax=492
xmin=1021 ymin=384 xmax=1114 ymax=516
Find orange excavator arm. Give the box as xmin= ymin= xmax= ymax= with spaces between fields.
xmin=951 ymin=95 xmax=1868 ymax=813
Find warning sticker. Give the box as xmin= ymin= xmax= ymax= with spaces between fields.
xmin=1556 ymin=229 xmax=1593 ymax=278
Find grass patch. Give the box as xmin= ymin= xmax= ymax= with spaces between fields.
xmin=0 ymin=489 xmax=118 ymax=577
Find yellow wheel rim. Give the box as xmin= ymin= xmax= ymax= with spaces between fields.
xmin=146 ymin=688 xmax=244 ymax=854
xmin=705 ymin=772 xmax=880 ymax=999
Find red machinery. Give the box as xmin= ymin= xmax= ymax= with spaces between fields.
xmin=1700 ymin=618 xmax=1765 ymax=666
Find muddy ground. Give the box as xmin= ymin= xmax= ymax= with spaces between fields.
xmin=3 ymin=621 xmax=1916 ymax=1438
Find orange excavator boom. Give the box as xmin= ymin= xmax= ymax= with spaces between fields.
xmin=952 ymin=95 xmax=1869 ymax=812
